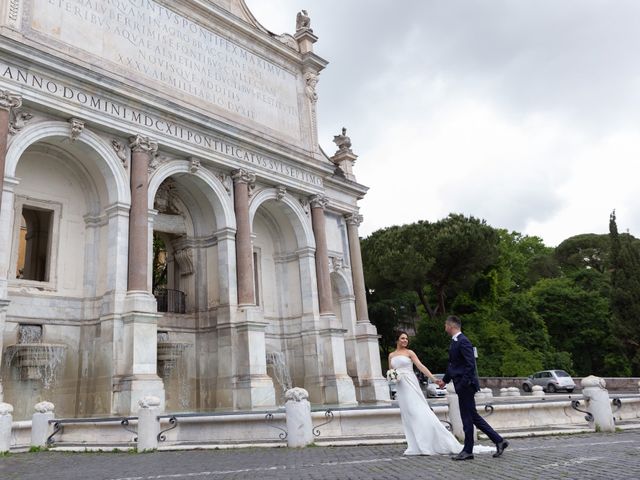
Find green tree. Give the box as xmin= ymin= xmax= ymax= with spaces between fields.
xmin=530 ymin=277 xmax=609 ymax=375
xmin=362 ymin=214 xmax=499 ymax=319
xmin=556 ymin=233 xmax=610 ymax=274
xmin=368 ymin=291 xmax=419 ymax=362
xmin=608 ymin=211 xmax=640 ymax=375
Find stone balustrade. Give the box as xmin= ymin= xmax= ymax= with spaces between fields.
xmin=480 ymin=377 xmax=640 ymax=391
xmin=2 ymin=388 xmax=639 ymax=451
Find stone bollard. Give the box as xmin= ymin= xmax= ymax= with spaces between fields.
xmin=284 ymin=387 xmax=313 ymax=447
xmin=507 ymin=387 xmax=521 ymax=397
xmin=137 ymin=396 xmax=161 ymax=452
xmin=532 ymin=385 xmax=545 ymax=397
xmin=446 ymin=383 xmax=465 ymax=442
xmin=0 ymin=403 xmax=13 ymax=453
xmin=475 ymin=388 xmax=493 ymax=400
xmin=31 ymin=402 xmax=55 ymax=448
xmin=582 ymin=375 xmax=615 ymax=433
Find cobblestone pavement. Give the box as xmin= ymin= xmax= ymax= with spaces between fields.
xmin=1 ymin=430 xmax=639 ymax=480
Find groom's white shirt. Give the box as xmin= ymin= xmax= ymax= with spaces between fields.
xmin=452 ymin=332 xmax=462 ymax=342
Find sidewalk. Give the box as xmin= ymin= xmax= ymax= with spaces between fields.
xmin=1 ymin=430 xmax=639 ymax=480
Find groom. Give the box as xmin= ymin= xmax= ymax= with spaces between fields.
xmin=437 ymin=315 xmax=509 ymax=460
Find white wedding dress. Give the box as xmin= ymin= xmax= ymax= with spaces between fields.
xmin=390 ymin=355 xmax=493 ymax=456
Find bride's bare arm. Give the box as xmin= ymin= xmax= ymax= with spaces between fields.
xmin=408 ymin=350 xmax=437 ymax=382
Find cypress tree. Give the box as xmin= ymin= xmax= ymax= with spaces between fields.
xmin=608 ymin=211 xmax=640 ymax=375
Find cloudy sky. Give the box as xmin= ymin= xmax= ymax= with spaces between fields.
xmin=245 ymin=0 xmax=640 ymax=246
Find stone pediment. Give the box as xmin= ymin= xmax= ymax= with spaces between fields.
xmin=206 ymin=0 xmax=266 ymax=31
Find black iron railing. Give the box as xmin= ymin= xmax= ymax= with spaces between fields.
xmin=155 ymin=288 xmax=186 ymax=314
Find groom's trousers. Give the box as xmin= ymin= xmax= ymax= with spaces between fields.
xmin=455 ymin=382 xmax=503 ymax=453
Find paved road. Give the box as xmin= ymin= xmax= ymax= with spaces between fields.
xmin=1 ymin=430 xmax=639 ymax=480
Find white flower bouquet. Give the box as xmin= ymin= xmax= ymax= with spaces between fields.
xmin=386 ymin=368 xmax=399 ymax=384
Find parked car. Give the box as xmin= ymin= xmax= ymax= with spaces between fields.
xmin=425 ymin=373 xmax=447 ymax=398
xmin=522 ymin=370 xmax=575 ymax=393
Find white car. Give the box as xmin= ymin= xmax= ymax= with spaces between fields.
xmin=522 ymin=370 xmax=575 ymax=393
xmin=426 ymin=374 xmax=447 ymax=398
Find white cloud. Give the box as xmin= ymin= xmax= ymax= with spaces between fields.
xmin=245 ymin=0 xmax=640 ymax=246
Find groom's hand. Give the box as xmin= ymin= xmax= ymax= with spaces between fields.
xmin=436 ymin=380 xmax=445 ymax=388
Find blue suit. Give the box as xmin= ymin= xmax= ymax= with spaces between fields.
xmin=442 ymin=333 xmax=503 ymax=453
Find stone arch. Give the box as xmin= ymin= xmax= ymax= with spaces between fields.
xmin=5 ymin=120 xmax=130 ymax=206
xmin=149 ymin=161 xmax=235 ymax=231
xmin=248 ymin=188 xmax=315 ymax=250
xmin=330 ymin=268 xmax=354 ymax=298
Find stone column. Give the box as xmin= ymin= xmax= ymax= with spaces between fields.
xmin=345 ymin=213 xmax=368 ymax=323
xmin=344 ymin=212 xmax=389 ymax=403
xmin=0 ymin=91 xmax=21 ymax=215
xmin=127 ymin=134 xmax=157 ymax=292
xmin=310 ymin=195 xmax=333 ymax=315
xmin=137 ymin=396 xmax=161 ymax=451
xmin=0 ymin=93 xmax=20 ymax=407
xmin=284 ymin=388 xmax=313 ymax=448
xmin=31 ymin=402 xmax=55 ymax=448
xmin=446 ymin=383 xmax=465 ymax=443
xmin=0 ymin=402 xmax=12 ymax=453
xmin=113 ymin=135 xmax=164 ymax=416
xmin=232 ymin=169 xmax=255 ymax=306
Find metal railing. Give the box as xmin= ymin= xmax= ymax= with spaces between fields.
xmin=47 ymin=417 xmax=138 ymax=445
xmin=155 ymin=288 xmax=186 ymax=314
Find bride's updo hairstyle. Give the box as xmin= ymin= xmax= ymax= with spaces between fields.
xmin=395 ymin=330 xmax=408 ymax=344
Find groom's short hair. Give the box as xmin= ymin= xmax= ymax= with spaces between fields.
xmin=446 ymin=315 xmax=462 ymax=329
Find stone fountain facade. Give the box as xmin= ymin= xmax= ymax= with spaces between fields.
xmin=0 ymin=0 xmax=388 ymax=419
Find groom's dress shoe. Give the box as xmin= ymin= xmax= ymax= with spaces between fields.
xmin=493 ymin=440 xmax=509 ymax=458
xmin=452 ymin=451 xmax=474 ymax=461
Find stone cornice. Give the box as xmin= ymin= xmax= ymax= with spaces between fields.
xmin=323 ymin=174 xmax=369 ymax=200
xmin=301 ymin=52 xmax=328 ymax=74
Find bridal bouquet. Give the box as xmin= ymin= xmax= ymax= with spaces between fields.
xmin=386 ymin=368 xmax=399 ymax=384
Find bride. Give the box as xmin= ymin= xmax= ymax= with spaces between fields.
xmin=389 ymin=331 xmax=492 ymax=456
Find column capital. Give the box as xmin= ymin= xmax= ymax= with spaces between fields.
xmin=309 ymin=194 xmax=328 ymax=209
xmin=345 ymin=212 xmax=363 ymax=227
xmin=128 ymin=134 xmax=158 ymax=154
xmin=0 ymin=91 xmax=22 ymax=111
xmin=231 ymin=168 xmax=256 ymax=185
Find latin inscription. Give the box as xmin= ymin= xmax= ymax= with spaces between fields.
xmin=0 ymin=63 xmax=322 ymax=186
xmin=28 ymin=0 xmax=301 ymax=138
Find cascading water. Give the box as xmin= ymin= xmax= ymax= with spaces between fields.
xmin=157 ymin=332 xmax=191 ymax=410
xmin=266 ymin=351 xmax=292 ymax=405
xmin=3 ymin=325 xmax=67 ymax=388
xmin=1 ymin=324 xmax=67 ymax=419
